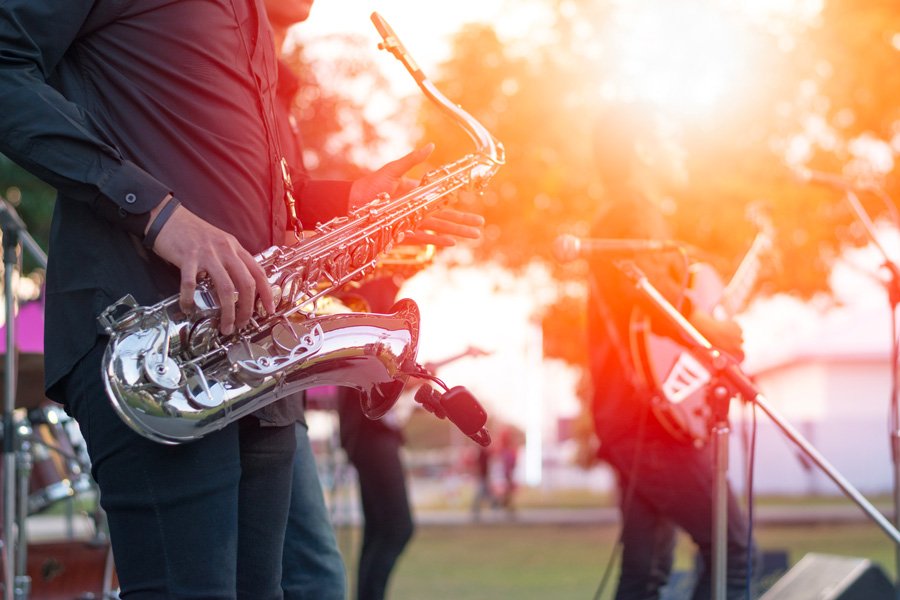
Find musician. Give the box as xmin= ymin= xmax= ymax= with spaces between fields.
xmin=266 ymin=5 xmax=422 ymax=598
xmin=334 ymin=277 xmax=415 ymax=600
xmin=0 ymin=2 xmax=479 ymax=596
xmin=266 ymin=1 xmax=347 ymax=597
xmin=586 ymin=103 xmax=754 ymax=600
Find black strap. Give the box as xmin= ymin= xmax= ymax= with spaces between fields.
xmin=143 ymin=197 xmax=181 ymax=250
xmin=588 ymin=272 xmax=642 ymax=391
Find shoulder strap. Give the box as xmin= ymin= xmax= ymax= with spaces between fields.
xmin=588 ymin=273 xmax=643 ymax=392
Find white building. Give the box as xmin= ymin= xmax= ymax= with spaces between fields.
xmin=736 ymin=258 xmax=898 ymax=496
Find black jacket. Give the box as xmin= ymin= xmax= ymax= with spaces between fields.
xmin=0 ymin=0 xmax=347 ymax=404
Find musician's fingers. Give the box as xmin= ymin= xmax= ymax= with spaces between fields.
xmin=238 ymin=251 xmax=275 ymax=316
xmin=179 ymin=259 xmax=200 ymax=316
xmin=204 ymin=261 xmax=236 ymax=335
xmin=380 ymin=143 xmax=434 ymax=178
xmin=430 ymin=208 xmax=485 ymax=227
xmin=400 ymin=231 xmax=456 ymax=247
xmin=416 ymin=216 xmax=482 ymax=240
xmin=395 ymin=176 xmax=419 ymax=197
xmin=223 ymin=257 xmax=257 ymax=331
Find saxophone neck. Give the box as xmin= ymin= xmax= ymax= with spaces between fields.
xmin=371 ymin=12 xmax=505 ymax=168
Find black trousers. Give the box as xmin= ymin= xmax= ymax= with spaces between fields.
xmin=337 ymin=389 xmax=414 ymax=600
xmin=603 ymin=435 xmax=754 ymax=600
xmin=63 ymin=339 xmax=296 ymax=599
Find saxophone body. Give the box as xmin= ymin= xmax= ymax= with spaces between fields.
xmin=101 ymin=294 xmax=420 ymax=444
xmin=98 ymin=12 xmax=503 ymax=445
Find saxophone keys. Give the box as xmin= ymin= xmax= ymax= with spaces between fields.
xmin=185 ymin=378 xmax=226 ymax=409
xmin=142 ymin=354 xmax=183 ymax=391
xmin=187 ymin=318 xmax=219 ymax=357
xmin=226 ymin=340 xmax=273 ymax=385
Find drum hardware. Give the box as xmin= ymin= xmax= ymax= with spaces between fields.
xmin=2 ymin=196 xmax=48 ymax=599
xmin=13 ymin=539 xmax=117 ymax=600
xmin=2 ymin=198 xmax=114 ymax=599
xmin=0 ymin=407 xmax=93 ymax=518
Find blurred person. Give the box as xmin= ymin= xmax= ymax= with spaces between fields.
xmin=0 ymin=0 xmax=479 ymax=596
xmin=266 ymin=3 xmax=459 ymax=599
xmin=267 ymin=1 xmax=347 ymax=598
xmin=471 ymin=444 xmax=496 ymax=520
xmin=334 ymin=278 xmax=415 ymax=600
xmin=585 ymin=103 xmax=754 ymax=600
xmin=495 ymin=425 xmax=519 ymax=516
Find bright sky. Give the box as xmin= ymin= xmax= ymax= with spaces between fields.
xmin=297 ymin=0 xmax=546 ymax=98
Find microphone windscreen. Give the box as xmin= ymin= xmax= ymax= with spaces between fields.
xmin=552 ymin=234 xmax=581 ymax=263
xmin=441 ymin=386 xmax=488 ymax=435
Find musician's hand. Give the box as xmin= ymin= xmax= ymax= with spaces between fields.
xmin=148 ymin=201 xmax=275 ymax=335
xmin=402 ymin=208 xmax=484 ymax=247
xmin=349 ymin=144 xmax=484 ymax=247
xmin=690 ymin=311 xmax=745 ymax=362
xmin=349 ymin=144 xmax=434 ymax=209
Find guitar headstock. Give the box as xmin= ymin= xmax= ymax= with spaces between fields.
xmin=463 ymin=346 xmax=492 ymax=359
xmin=720 ymin=201 xmax=780 ymax=315
xmin=746 ymin=201 xmax=774 ymax=247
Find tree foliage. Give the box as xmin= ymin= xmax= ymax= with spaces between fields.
xmin=416 ymin=0 xmax=900 ymax=300
xmin=4 ymin=0 xmax=900 ymax=330
xmin=405 ymin=1 xmax=900 ymax=461
xmin=283 ymin=32 xmax=392 ymax=180
xmin=0 ymin=156 xmax=55 ymax=273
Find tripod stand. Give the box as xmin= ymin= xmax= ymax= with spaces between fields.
xmin=1 ymin=197 xmax=47 ymax=600
xmin=616 ymin=259 xmax=900 ymax=600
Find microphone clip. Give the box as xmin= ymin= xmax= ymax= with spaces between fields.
xmin=415 ymin=384 xmax=491 ymax=447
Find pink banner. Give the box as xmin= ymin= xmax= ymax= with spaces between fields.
xmin=0 ymin=300 xmax=45 ymax=354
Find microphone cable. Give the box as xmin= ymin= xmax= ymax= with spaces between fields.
xmin=744 ymin=398 xmax=759 ymax=600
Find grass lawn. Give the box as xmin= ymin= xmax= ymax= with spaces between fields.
xmin=335 ymin=521 xmax=897 ymax=600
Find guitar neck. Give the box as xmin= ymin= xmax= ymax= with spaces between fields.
xmin=719 ymin=232 xmax=768 ymax=317
xmin=427 ymin=347 xmax=487 ymax=371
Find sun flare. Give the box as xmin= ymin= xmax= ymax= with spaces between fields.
xmin=609 ymin=0 xmax=753 ymax=116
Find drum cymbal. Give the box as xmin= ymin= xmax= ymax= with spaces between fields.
xmin=0 ymin=352 xmax=48 ymax=410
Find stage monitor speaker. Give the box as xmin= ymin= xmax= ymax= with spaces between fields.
xmin=760 ymin=553 xmax=894 ymax=600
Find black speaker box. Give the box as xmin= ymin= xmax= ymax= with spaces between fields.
xmin=760 ymin=553 xmax=894 ymax=600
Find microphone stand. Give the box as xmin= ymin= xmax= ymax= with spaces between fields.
xmin=615 ymin=260 xmax=900 ymax=600
xmin=1 ymin=197 xmax=47 ymax=600
xmin=838 ymin=186 xmax=900 ymax=596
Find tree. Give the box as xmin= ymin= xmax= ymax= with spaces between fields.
xmin=417 ymin=1 xmax=900 ymax=297
xmin=0 ymin=156 xmax=55 ymax=274
xmin=409 ymin=0 xmax=900 ymax=462
xmin=285 ymin=32 xmax=401 ymax=180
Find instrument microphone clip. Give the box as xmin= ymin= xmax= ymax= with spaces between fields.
xmin=415 ymin=384 xmax=491 ymax=447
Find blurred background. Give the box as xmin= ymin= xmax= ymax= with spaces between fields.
xmin=5 ymin=0 xmax=900 ymax=598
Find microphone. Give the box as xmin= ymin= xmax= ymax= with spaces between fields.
xmin=415 ymin=384 xmax=491 ymax=447
xmin=553 ymin=234 xmax=682 ymax=263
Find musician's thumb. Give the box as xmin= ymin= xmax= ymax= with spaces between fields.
xmin=385 ymin=143 xmax=434 ymax=175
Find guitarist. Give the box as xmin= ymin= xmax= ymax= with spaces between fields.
xmin=586 ymin=103 xmax=755 ymax=600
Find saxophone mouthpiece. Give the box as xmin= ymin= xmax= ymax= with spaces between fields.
xmin=415 ymin=384 xmax=491 ymax=447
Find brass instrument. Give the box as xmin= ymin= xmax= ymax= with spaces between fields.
xmin=97 ymin=13 xmax=502 ymax=446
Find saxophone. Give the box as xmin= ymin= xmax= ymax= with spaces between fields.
xmin=98 ymin=13 xmax=503 ymax=445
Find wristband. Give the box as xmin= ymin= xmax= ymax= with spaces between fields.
xmin=143 ymin=197 xmax=181 ymax=250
